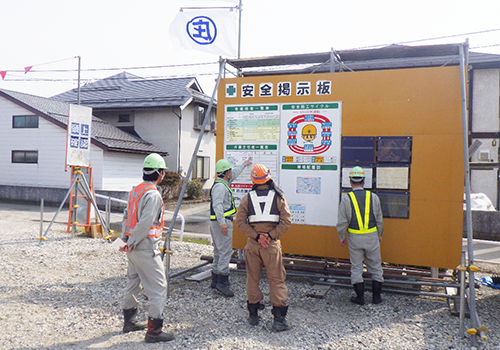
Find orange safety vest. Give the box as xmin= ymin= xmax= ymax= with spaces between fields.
xmin=124 ymin=183 xmax=164 ymax=238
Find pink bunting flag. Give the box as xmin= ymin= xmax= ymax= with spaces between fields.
xmin=24 ymin=66 xmax=33 ymax=74
xmin=0 ymin=71 xmax=6 ymax=80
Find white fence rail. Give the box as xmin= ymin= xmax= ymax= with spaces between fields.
xmin=94 ymin=193 xmax=186 ymax=241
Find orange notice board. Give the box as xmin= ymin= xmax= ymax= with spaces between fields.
xmin=217 ymin=66 xmax=464 ymax=269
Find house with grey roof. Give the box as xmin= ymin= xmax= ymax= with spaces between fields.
xmin=52 ymin=72 xmax=217 ymax=191
xmin=227 ymin=43 xmax=500 ymax=209
xmin=0 ymin=88 xmax=167 ymax=204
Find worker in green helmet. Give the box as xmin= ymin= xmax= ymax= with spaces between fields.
xmin=119 ymin=153 xmax=174 ymax=343
xmin=209 ymin=157 xmax=252 ymax=297
xmin=336 ymin=166 xmax=384 ymax=306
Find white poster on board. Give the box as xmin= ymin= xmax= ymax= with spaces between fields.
xmin=224 ymin=104 xmax=281 ymax=206
xmin=66 ymin=104 xmax=92 ymax=167
xmin=279 ymin=102 xmax=342 ymax=226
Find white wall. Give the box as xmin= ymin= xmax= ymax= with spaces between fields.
xmin=180 ymin=104 xmax=216 ymax=190
xmin=0 ymin=98 xmax=71 ymax=188
xmin=471 ymin=169 xmax=498 ymax=208
xmin=101 ymin=152 xmax=145 ymax=191
xmin=472 ymin=69 xmax=500 ymax=133
xmin=134 ymin=108 xmax=180 ymax=172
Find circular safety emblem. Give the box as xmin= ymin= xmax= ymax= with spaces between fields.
xmin=187 ymin=16 xmax=217 ymax=45
xmin=287 ymin=114 xmax=332 ymax=155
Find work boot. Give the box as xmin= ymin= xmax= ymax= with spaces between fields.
xmin=215 ymin=274 xmax=234 ymax=297
xmin=144 ymin=317 xmax=174 ymax=343
xmin=122 ymin=308 xmax=147 ymax=333
xmin=210 ymin=272 xmax=219 ymax=289
xmin=351 ymin=283 xmax=365 ymax=305
xmin=372 ymin=280 xmax=383 ymax=304
xmin=271 ymin=306 xmax=291 ymax=331
xmin=247 ymin=301 xmax=265 ymax=326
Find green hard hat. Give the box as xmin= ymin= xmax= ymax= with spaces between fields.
xmin=143 ymin=153 xmax=167 ymax=169
xmin=349 ymin=166 xmax=365 ymax=180
xmin=216 ymin=159 xmax=234 ymax=173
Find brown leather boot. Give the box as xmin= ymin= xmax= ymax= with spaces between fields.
xmin=144 ymin=317 xmax=174 ymax=343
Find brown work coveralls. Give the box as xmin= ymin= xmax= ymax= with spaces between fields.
xmin=235 ymin=185 xmax=292 ymax=307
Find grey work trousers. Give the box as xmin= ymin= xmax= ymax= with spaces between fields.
xmin=347 ymin=231 xmax=384 ymax=285
xmin=210 ymin=218 xmax=233 ymax=276
xmin=123 ymin=249 xmax=167 ymax=319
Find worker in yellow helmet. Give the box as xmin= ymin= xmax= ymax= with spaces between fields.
xmin=236 ymin=164 xmax=292 ymax=331
xmin=336 ymin=166 xmax=384 ymax=305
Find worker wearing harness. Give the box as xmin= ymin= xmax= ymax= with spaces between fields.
xmin=119 ymin=153 xmax=174 ymax=343
xmin=210 ymin=158 xmax=251 ymax=297
xmin=336 ymin=166 xmax=384 ymax=305
xmin=235 ymin=164 xmax=292 ymax=331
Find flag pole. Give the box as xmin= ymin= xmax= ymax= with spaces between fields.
xmin=238 ymin=0 xmax=242 ymax=58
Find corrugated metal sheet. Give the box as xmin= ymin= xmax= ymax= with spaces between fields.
xmin=226 ymin=44 xmax=500 ymax=76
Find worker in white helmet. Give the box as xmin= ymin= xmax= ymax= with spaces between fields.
xmin=337 ymin=166 xmax=384 ymax=306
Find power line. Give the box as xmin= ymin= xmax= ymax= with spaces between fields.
xmin=2 ymin=71 xmax=221 ymax=82
xmin=9 ymin=61 xmax=219 ymax=73
xmin=351 ymin=28 xmax=500 ymax=50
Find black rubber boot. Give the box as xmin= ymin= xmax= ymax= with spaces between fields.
xmin=122 ymin=308 xmax=147 ymax=333
xmin=216 ymin=274 xmax=234 ymax=297
xmin=350 ymin=283 xmax=365 ymax=305
xmin=272 ymin=306 xmax=291 ymax=331
xmin=144 ymin=317 xmax=174 ymax=343
xmin=247 ymin=301 xmax=265 ymax=326
xmin=372 ymin=280 xmax=383 ymax=304
xmin=210 ymin=272 xmax=219 ymax=289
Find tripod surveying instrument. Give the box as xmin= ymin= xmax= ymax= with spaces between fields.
xmin=38 ymin=166 xmax=112 ymax=245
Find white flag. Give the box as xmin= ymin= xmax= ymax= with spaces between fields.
xmin=170 ymin=8 xmax=238 ymax=57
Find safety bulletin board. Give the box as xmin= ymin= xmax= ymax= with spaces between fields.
xmin=217 ymin=66 xmax=464 ymax=269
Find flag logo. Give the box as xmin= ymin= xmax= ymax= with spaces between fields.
xmin=187 ymin=16 xmax=217 ymax=45
xmin=170 ymin=8 xmax=237 ymax=57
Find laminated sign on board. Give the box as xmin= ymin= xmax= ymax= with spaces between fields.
xmin=224 ymin=102 xmax=341 ymax=227
xmin=66 ymin=104 xmax=92 ymax=167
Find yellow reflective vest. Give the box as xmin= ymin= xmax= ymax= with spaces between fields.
xmin=347 ymin=190 xmax=377 ymax=234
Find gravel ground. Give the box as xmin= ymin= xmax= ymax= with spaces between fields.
xmin=1 ymin=205 xmax=500 ymax=350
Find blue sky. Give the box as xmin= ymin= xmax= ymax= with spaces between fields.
xmin=0 ymin=0 xmax=499 ymax=97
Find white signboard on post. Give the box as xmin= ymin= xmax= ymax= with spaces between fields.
xmin=66 ymin=104 xmax=92 ymax=167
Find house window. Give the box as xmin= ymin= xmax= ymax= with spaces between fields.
xmin=193 ymin=156 xmax=210 ymax=180
xmin=12 ymin=150 xmax=38 ymax=164
xmin=194 ymin=106 xmax=216 ymax=132
xmin=194 ymin=106 xmax=206 ymax=129
xmin=13 ymin=115 xmax=38 ymax=128
xmin=118 ymin=114 xmax=130 ymax=123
